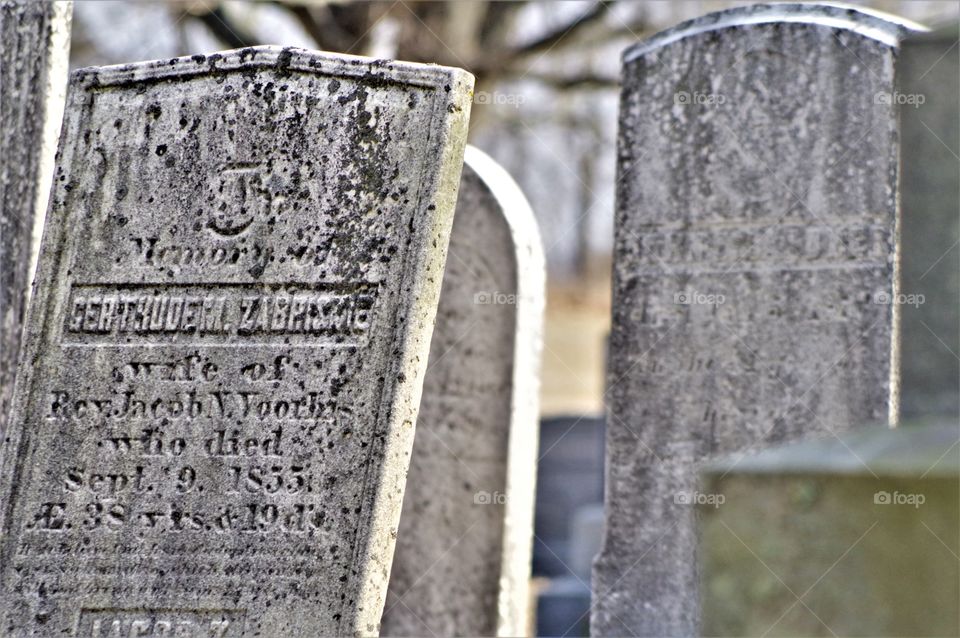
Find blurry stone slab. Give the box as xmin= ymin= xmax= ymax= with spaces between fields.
xmin=594 ymin=5 xmax=921 ymax=636
xmin=536 ymin=578 xmax=591 ymax=638
xmin=0 ymin=46 xmax=472 ymax=636
xmin=700 ymin=422 xmax=960 ymax=637
xmin=381 ymin=146 xmax=544 ymax=637
xmin=898 ymin=25 xmax=960 ymax=420
xmin=568 ymin=503 xmax=603 ymax=581
xmin=534 ymin=415 xmax=604 ymax=577
xmin=0 ymin=0 xmax=72 ymax=439
xmin=534 ymin=504 xmax=603 ymax=638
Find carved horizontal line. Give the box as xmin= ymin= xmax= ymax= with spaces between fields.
xmin=623 ymin=222 xmax=890 ymax=233
xmin=61 ymin=342 xmax=360 ymax=349
xmin=623 ymin=262 xmax=887 ymax=276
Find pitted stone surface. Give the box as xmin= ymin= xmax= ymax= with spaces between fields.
xmin=0 ymin=46 xmax=472 ymax=637
xmin=593 ymin=5 xmax=918 ymax=636
xmin=381 ymin=146 xmax=544 ymax=637
xmin=0 ymin=0 xmax=71 ymax=439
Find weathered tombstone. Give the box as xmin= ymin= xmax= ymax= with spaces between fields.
xmin=898 ymin=24 xmax=960 ymax=420
xmin=700 ymin=422 xmax=960 ymax=636
xmin=0 ymin=0 xmax=72 ymax=439
xmin=594 ymin=5 xmax=921 ymax=636
xmin=0 ymin=46 xmax=472 ymax=636
xmin=381 ymin=146 xmax=544 ymax=637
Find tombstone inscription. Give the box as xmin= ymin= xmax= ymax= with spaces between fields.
xmin=0 ymin=0 xmax=72 ymax=439
xmin=381 ymin=146 xmax=544 ymax=637
xmin=0 ymin=46 xmax=473 ymax=636
xmin=593 ymin=5 xmax=920 ymax=636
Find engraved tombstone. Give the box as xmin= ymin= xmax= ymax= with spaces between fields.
xmin=0 ymin=0 xmax=72 ymax=438
xmin=0 ymin=46 xmax=473 ymax=636
xmin=381 ymin=146 xmax=544 ymax=637
xmin=593 ymin=5 xmax=920 ymax=636
xmin=898 ymin=25 xmax=960 ymax=420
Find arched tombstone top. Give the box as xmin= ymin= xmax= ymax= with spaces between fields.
xmin=624 ymin=2 xmax=926 ymax=62
xmin=381 ymin=144 xmax=544 ymax=637
xmin=613 ymin=3 xmax=927 ymax=238
xmin=463 ymin=145 xmax=545 ymax=294
xmin=594 ymin=4 xmax=927 ymax=637
xmin=462 ymin=146 xmax=544 ymax=637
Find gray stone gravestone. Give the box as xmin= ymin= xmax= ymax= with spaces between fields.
xmin=0 ymin=46 xmax=472 ymax=636
xmin=0 ymin=0 xmax=72 ymax=439
xmin=381 ymin=146 xmax=544 ymax=637
xmin=898 ymin=25 xmax=960 ymax=420
xmin=594 ymin=5 xmax=921 ymax=636
xmin=700 ymin=422 xmax=959 ymax=636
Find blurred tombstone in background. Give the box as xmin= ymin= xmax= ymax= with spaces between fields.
xmin=700 ymin=422 xmax=960 ymax=637
xmin=897 ymin=23 xmax=960 ymax=421
xmin=533 ymin=416 xmax=605 ymax=577
xmin=0 ymin=0 xmax=72 ymax=439
xmin=532 ymin=415 xmax=604 ymax=637
xmin=382 ymin=146 xmax=544 ymax=637
xmin=595 ymin=5 xmax=920 ymax=636
xmin=535 ymin=502 xmax=604 ymax=637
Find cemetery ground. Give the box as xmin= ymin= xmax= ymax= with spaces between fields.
xmin=0 ymin=1 xmax=959 ymax=637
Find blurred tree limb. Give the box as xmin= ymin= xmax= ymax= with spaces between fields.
xmin=194 ymin=5 xmax=259 ymax=48
xmin=508 ymin=0 xmax=612 ymax=56
xmin=183 ymin=0 xmax=645 ymax=89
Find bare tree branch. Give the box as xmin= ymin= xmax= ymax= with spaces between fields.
xmin=518 ymin=71 xmax=619 ymax=90
xmin=469 ymin=1 xmax=615 ymax=78
xmin=284 ymin=4 xmax=332 ymax=49
xmin=511 ymin=1 xmax=612 ymax=56
xmin=190 ymin=1 xmax=628 ymax=94
xmin=195 ymin=6 xmax=259 ymax=49
xmin=479 ymin=1 xmax=524 ymax=48
xmin=327 ymin=2 xmax=390 ymax=55
xmin=578 ymin=17 xmax=649 ymax=47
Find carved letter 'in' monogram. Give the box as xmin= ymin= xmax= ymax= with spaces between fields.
xmin=209 ymin=163 xmax=267 ymax=237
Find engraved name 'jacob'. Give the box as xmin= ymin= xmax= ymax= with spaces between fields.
xmin=65 ymin=284 xmax=377 ymax=339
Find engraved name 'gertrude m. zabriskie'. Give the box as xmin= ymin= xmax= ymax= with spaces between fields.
xmin=0 ymin=46 xmax=473 ymax=637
